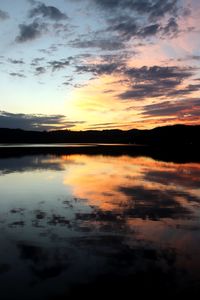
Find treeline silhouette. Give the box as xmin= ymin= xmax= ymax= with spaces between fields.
xmin=0 ymin=124 xmax=200 ymax=146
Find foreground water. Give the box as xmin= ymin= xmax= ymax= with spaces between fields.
xmin=0 ymin=153 xmax=200 ymax=299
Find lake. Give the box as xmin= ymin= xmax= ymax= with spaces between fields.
xmin=0 ymin=152 xmax=200 ymax=299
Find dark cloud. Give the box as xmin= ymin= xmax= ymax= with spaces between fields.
xmin=168 ymin=84 xmax=200 ymax=97
xmin=93 ymin=0 xmax=123 ymax=9
xmin=73 ymin=61 xmax=196 ymax=100
xmin=162 ymin=17 xmax=179 ymax=36
xmin=35 ymin=66 xmax=46 ymax=75
xmin=92 ymin=0 xmax=180 ymax=40
xmin=108 ymin=16 xmax=178 ymax=40
xmin=9 ymin=72 xmax=26 ymax=78
xmin=172 ymin=55 xmax=200 ymax=63
xmin=125 ymin=66 xmax=192 ymax=81
xmin=27 ymin=0 xmax=38 ymax=5
xmin=53 ymin=23 xmax=69 ymax=34
xmin=190 ymin=55 xmax=200 ymax=60
xmin=62 ymin=81 xmax=71 ymax=86
xmin=0 ymin=111 xmax=84 ymax=131
xmin=73 ymin=52 xmax=128 ymax=76
xmin=70 ymin=37 xmax=125 ymax=51
xmin=76 ymin=62 xmax=123 ymax=76
xmin=31 ymin=57 xmax=45 ymax=66
xmin=139 ymin=23 xmax=160 ymax=37
xmin=108 ymin=17 xmax=139 ymax=40
xmin=29 ymin=3 xmax=67 ymax=21
xmin=8 ymin=59 xmax=24 ymax=64
xmin=0 ymin=9 xmax=9 ymax=20
xmin=16 ymin=21 xmax=46 ymax=42
xmin=120 ymin=85 xmax=164 ymax=99
xmin=101 ymin=53 xmax=131 ymax=62
xmin=68 ymin=1 xmax=180 ymax=42
xmin=93 ymin=0 xmax=178 ymax=21
xmin=144 ymin=0 xmax=178 ymax=20
xmin=142 ymin=99 xmax=200 ymax=117
xmin=48 ymin=59 xmax=70 ymax=72
xmin=38 ymin=45 xmax=58 ymax=55
xmin=119 ymin=66 xmax=194 ymax=100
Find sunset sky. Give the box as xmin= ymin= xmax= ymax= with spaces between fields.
xmin=0 ymin=0 xmax=200 ymax=131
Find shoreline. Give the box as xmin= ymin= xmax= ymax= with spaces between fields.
xmin=0 ymin=143 xmax=199 ymax=163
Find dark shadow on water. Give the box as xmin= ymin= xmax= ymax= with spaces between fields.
xmin=53 ymin=273 xmax=200 ymax=299
xmin=18 ymin=244 xmax=70 ymax=280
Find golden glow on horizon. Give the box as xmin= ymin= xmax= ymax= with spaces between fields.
xmin=65 ymin=74 xmax=144 ymax=130
xmin=64 ymin=68 xmax=200 ymax=131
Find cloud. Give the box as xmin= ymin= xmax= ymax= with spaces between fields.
xmin=35 ymin=66 xmax=46 ymax=75
xmin=53 ymin=23 xmax=69 ymax=34
xmin=48 ymin=59 xmax=70 ymax=72
xmin=31 ymin=57 xmax=45 ymax=66
xmin=93 ymin=0 xmax=180 ymax=39
xmin=0 ymin=9 xmax=9 ymax=20
xmin=38 ymin=45 xmax=58 ymax=55
xmin=93 ymin=0 xmax=178 ymax=21
xmin=16 ymin=21 xmax=46 ymax=42
xmin=73 ymin=61 xmax=195 ymax=101
xmin=73 ymin=52 xmax=129 ymax=77
xmin=139 ymin=23 xmax=160 ymax=37
xmin=76 ymin=62 xmax=123 ymax=76
xmin=190 ymin=55 xmax=200 ymax=60
xmin=120 ymin=85 xmax=164 ymax=99
xmin=169 ymin=55 xmax=200 ymax=63
xmin=108 ymin=17 xmax=139 ymax=40
xmin=9 ymin=72 xmax=26 ymax=78
xmin=144 ymin=0 xmax=178 ymax=21
xmin=125 ymin=66 xmax=192 ymax=81
xmin=110 ymin=18 xmax=160 ymax=40
xmin=70 ymin=37 xmax=125 ymax=51
xmin=8 ymin=59 xmax=24 ymax=64
xmin=162 ymin=17 xmax=179 ymax=37
xmin=108 ymin=15 xmax=179 ymax=41
xmin=141 ymin=98 xmax=200 ymax=117
xmin=168 ymin=84 xmax=200 ymax=97
xmin=29 ymin=3 xmax=67 ymax=21
xmin=69 ymin=0 xmax=180 ymax=42
xmin=86 ymin=122 xmax=130 ymax=130
xmin=119 ymin=66 xmax=194 ymax=100
xmin=0 ymin=111 xmax=84 ymax=131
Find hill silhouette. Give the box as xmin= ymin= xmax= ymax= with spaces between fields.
xmin=0 ymin=124 xmax=200 ymax=147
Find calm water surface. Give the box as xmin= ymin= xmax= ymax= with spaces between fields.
xmin=0 ymin=153 xmax=200 ymax=299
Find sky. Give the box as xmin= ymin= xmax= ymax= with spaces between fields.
xmin=0 ymin=0 xmax=200 ymax=131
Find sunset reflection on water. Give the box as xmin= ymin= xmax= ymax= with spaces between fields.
xmin=63 ymin=155 xmax=200 ymax=213
xmin=0 ymin=153 xmax=200 ymax=299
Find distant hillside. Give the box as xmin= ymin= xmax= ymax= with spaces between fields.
xmin=0 ymin=124 xmax=200 ymax=146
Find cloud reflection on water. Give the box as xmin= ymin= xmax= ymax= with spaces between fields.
xmin=0 ymin=154 xmax=200 ymax=299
